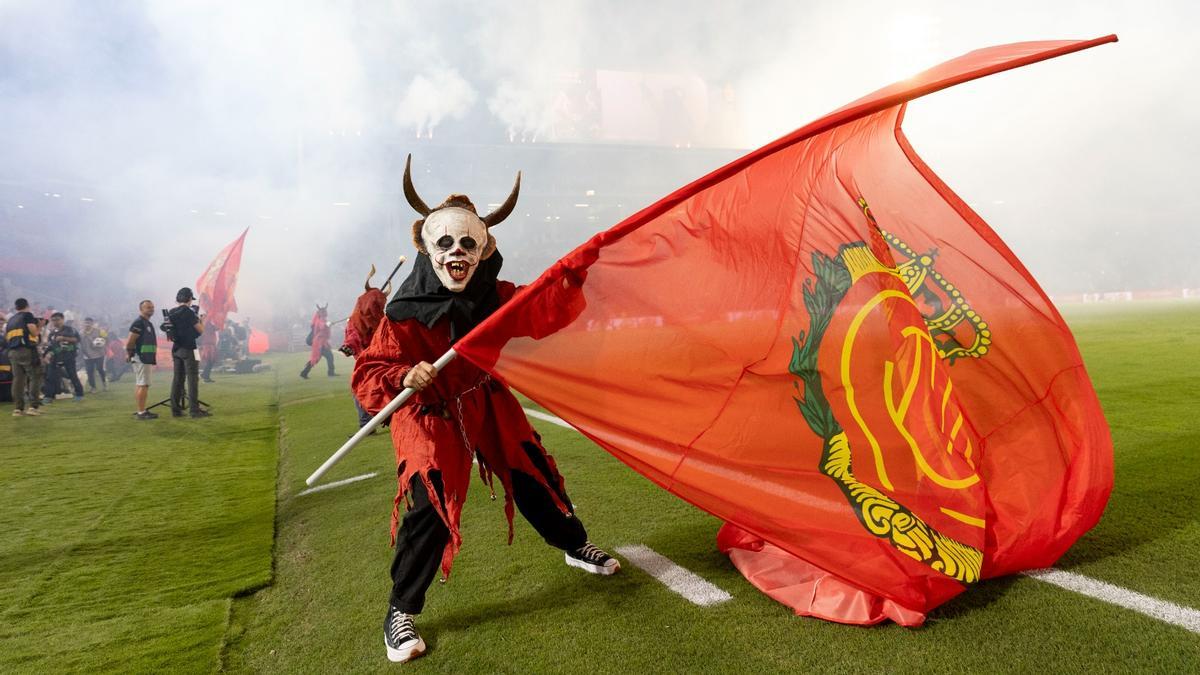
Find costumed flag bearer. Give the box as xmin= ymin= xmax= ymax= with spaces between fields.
xmin=301 ymin=304 xmax=335 ymax=379
xmin=352 ymin=157 xmax=620 ymax=664
xmin=341 ymin=262 xmax=398 ymax=428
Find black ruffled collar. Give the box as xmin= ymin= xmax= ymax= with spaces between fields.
xmin=384 ymin=251 xmax=503 ymax=343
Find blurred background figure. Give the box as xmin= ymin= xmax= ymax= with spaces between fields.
xmin=6 ymin=298 xmax=43 ymax=416
xmin=80 ymin=316 xmax=108 ymax=392
xmin=300 ymin=304 xmax=335 ymax=379
xmin=43 ymin=312 xmax=84 ymax=403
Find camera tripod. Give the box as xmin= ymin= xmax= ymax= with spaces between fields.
xmin=147 ymin=393 xmax=211 ymax=415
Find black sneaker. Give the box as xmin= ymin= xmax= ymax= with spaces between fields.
xmin=383 ymin=604 xmax=426 ymax=663
xmin=134 ymin=411 xmax=159 ymax=420
xmin=190 ymin=409 xmax=212 ymax=418
xmin=565 ymin=542 xmax=621 ymax=576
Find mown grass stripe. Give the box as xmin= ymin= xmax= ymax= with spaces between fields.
xmin=297 ymin=472 xmax=379 ymax=496
xmin=523 ymin=407 xmax=574 ymax=429
xmin=1025 ymin=568 xmax=1200 ymax=634
xmin=616 ymin=544 xmax=732 ymax=606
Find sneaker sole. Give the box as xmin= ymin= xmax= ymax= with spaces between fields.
xmin=564 ymin=553 xmax=621 ymax=576
xmin=384 ymin=637 xmax=426 ymax=663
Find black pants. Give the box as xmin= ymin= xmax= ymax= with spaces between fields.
xmin=46 ymin=355 xmax=84 ymax=398
xmin=301 ymin=346 xmax=336 ymax=377
xmin=389 ymin=470 xmax=587 ymax=614
xmin=85 ymin=357 xmax=106 ymax=390
xmin=171 ymin=347 xmax=200 ymax=414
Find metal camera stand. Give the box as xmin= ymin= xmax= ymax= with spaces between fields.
xmin=146 ymin=393 xmax=211 ymax=414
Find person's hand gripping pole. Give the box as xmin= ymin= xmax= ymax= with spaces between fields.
xmin=305 ymin=349 xmax=457 ymax=486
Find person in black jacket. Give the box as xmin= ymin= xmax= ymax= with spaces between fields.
xmin=5 ymin=298 xmax=43 ymax=416
xmin=166 ymin=287 xmax=210 ymax=418
xmin=43 ymin=312 xmax=84 ymax=402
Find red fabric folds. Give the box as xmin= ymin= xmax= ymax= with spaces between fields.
xmin=195 ymin=228 xmax=247 ymax=331
xmin=454 ymin=37 xmax=1116 ymax=622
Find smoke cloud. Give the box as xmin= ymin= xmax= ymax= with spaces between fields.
xmin=0 ymin=0 xmax=1195 ymax=331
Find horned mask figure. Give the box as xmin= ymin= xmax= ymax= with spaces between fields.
xmin=403 ymin=154 xmax=521 ymax=292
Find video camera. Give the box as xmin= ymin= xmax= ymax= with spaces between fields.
xmin=160 ymin=309 xmax=175 ymax=340
xmin=161 ymin=305 xmax=200 ymax=342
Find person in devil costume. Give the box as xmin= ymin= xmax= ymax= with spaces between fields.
xmin=301 ymin=303 xmax=335 ymax=379
xmin=342 ymin=263 xmax=395 ymax=428
xmin=353 ymin=156 xmax=620 ymax=664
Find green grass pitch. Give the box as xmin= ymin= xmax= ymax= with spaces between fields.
xmin=2 ymin=301 xmax=1198 ymax=672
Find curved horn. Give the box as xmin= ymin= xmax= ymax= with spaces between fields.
xmin=402 ymin=154 xmax=432 ymax=216
xmin=364 ymin=263 xmax=377 ymax=292
xmin=482 ymin=171 xmax=521 ymax=227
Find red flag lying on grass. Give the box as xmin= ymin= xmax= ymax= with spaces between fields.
xmin=196 ymin=228 xmax=248 ymax=331
xmin=455 ymin=37 xmax=1117 ymax=625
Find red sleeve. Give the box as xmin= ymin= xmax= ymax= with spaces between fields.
xmin=497 ymin=280 xmax=519 ymax=305
xmin=343 ymin=324 xmax=364 ymax=355
xmin=351 ymin=319 xmax=415 ymax=414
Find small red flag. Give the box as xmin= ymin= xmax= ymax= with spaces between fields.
xmin=195 ymin=228 xmax=248 ymax=331
xmin=455 ymin=37 xmax=1116 ymax=623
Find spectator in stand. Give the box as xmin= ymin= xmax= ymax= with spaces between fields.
xmin=126 ymin=300 xmax=159 ymax=420
xmin=80 ymin=316 xmax=108 ymax=392
xmin=6 ymin=298 xmax=43 ymax=416
xmin=43 ymin=312 xmax=85 ymax=403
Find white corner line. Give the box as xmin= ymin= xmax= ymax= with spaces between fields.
xmin=616 ymin=544 xmax=732 ymax=607
xmin=297 ymin=472 xmax=379 ymax=497
xmin=523 ymin=408 xmax=574 ymax=430
xmin=1024 ymin=568 xmax=1200 ymax=634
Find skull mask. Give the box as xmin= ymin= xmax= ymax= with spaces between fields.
xmin=421 ymin=207 xmax=490 ymax=292
xmin=403 ymin=154 xmax=520 ymax=293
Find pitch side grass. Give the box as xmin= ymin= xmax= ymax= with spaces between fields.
xmin=0 ymin=364 xmax=279 ymax=673
xmin=2 ymin=302 xmax=1198 ymax=672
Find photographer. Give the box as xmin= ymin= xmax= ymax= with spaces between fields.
xmin=44 ymin=312 xmax=85 ymax=403
xmin=164 ymin=287 xmax=211 ymax=418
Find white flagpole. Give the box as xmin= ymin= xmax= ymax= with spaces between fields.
xmin=304 ymin=348 xmax=458 ymax=486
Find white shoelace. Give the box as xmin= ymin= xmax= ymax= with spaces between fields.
xmin=389 ymin=612 xmax=416 ymax=642
xmin=577 ymin=542 xmax=607 ymax=563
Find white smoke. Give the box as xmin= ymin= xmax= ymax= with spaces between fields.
xmin=395 ymin=68 xmax=477 ymax=139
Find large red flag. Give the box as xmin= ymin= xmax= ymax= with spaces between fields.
xmin=196 ymin=228 xmax=248 ymax=331
xmin=454 ymin=37 xmax=1116 ymax=624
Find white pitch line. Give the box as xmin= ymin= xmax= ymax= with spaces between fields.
xmin=523 ymin=407 xmax=574 ymax=429
xmin=1025 ymin=568 xmax=1200 ymax=634
xmin=617 ymin=544 xmax=732 ymax=607
xmin=297 ymin=472 xmax=378 ymax=497
xmin=526 ymin=408 xmax=1199 ymax=630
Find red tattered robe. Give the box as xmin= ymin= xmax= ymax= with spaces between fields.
xmin=351 ymin=281 xmax=572 ymax=576
xmin=308 ymin=313 xmax=331 ymax=365
xmin=342 ymin=288 xmax=388 ymax=356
